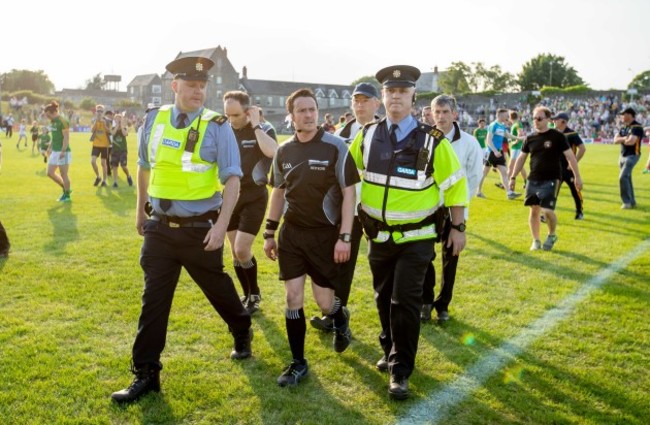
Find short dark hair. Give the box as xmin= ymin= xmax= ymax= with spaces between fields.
xmin=286 ymin=88 xmax=317 ymax=114
xmin=223 ymin=90 xmax=250 ymax=107
xmin=509 ymin=111 xmax=519 ymax=120
xmin=497 ymin=108 xmax=508 ymax=115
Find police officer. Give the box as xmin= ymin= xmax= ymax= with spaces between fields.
xmin=111 ymin=56 xmax=252 ymax=404
xmin=223 ymin=90 xmax=278 ymax=314
xmin=311 ymin=82 xmax=382 ymax=332
xmin=349 ymin=65 xmax=468 ymax=400
xmin=263 ymin=88 xmax=359 ymax=387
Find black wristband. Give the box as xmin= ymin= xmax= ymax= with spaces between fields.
xmin=265 ymin=219 xmax=279 ymax=230
xmin=262 ymin=232 xmax=275 ymax=240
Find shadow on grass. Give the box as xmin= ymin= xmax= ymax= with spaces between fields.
xmin=96 ymin=184 xmax=137 ymax=217
xmin=109 ymin=392 xmax=178 ymax=424
xmin=45 ymin=203 xmax=79 ymax=255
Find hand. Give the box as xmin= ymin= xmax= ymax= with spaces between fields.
xmin=446 ymin=228 xmax=466 ymax=256
xmin=203 ymin=224 xmax=225 ymax=251
xmin=59 ymin=151 xmax=65 ymax=159
xmin=333 ymin=240 xmax=351 ymax=263
xmin=135 ymin=212 xmax=147 ymax=236
xmin=247 ymin=105 xmax=260 ymax=127
xmin=494 ymin=151 xmax=502 ymax=158
xmin=264 ymin=238 xmax=278 ymax=261
xmin=574 ymin=176 xmax=583 ymax=191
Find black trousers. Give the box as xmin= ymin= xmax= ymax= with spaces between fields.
xmin=335 ymin=217 xmax=364 ymax=306
xmin=0 ymin=220 xmax=10 ymax=253
xmin=560 ymin=168 xmax=583 ymax=213
xmin=132 ymin=220 xmax=251 ymax=367
xmin=422 ymin=217 xmax=459 ymax=312
xmin=369 ymin=238 xmax=433 ymax=378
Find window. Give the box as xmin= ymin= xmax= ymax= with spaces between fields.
xmin=152 ymin=97 xmax=161 ymax=106
xmin=216 ymin=76 xmax=222 ymax=85
xmin=151 ymin=85 xmax=161 ymax=94
xmin=267 ymin=96 xmax=273 ymax=106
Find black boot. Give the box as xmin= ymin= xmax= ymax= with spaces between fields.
xmin=111 ymin=363 xmax=161 ymax=403
xmin=230 ymin=328 xmax=253 ymax=360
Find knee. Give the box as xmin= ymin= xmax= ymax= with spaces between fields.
xmin=233 ymin=247 xmax=252 ymax=262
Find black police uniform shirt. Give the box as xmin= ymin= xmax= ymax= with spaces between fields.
xmin=521 ymin=128 xmax=571 ymax=181
xmin=560 ymin=127 xmax=583 ymax=169
xmin=619 ymin=120 xmax=644 ymax=157
xmin=233 ymin=122 xmax=276 ymax=192
xmin=271 ymin=127 xmax=360 ymax=229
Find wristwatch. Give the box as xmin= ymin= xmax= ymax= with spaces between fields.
xmin=450 ymin=222 xmax=466 ymax=232
xmin=338 ymin=233 xmax=352 ymax=243
xmin=262 ymin=232 xmax=275 ymax=239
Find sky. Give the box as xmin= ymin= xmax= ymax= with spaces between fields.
xmin=3 ymin=0 xmax=648 ymax=92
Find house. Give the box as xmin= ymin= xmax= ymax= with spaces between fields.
xmin=127 ymin=74 xmax=162 ymax=108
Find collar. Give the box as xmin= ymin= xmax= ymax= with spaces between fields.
xmin=434 ymin=122 xmax=461 ymax=142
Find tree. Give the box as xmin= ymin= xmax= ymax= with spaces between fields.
xmin=472 ymin=63 xmax=518 ymax=93
xmin=85 ymin=73 xmax=105 ymax=91
xmin=518 ymin=53 xmax=585 ymax=91
xmin=628 ymin=70 xmax=650 ymax=90
xmin=0 ymin=69 xmax=55 ymax=95
xmin=438 ymin=61 xmax=471 ymax=95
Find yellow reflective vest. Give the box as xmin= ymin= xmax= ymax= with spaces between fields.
xmin=349 ymin=119 xmax=467 ymax=244
xmin=147 ymin=105 xmax=222 ymax=200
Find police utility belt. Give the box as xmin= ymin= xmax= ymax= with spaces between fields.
xmin=146 ymin=203 xmax=219 ymax=228
xmin=357 ymin=204 xmax=437 ymax=240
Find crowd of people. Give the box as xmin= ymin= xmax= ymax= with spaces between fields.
xmin=1 ymin=57 xmax=648 ymax=405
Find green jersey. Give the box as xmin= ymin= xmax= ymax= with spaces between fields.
xmin=473 ymin=127 xmax=488 ymax=148
xmin=49 ymin=116 xmax=70 ymax=151
xmin=111 ymin=129 xmax=128 ymax=152
xmin=510 ymin=121 xmax=524 ymax=150
xmin=39 ymin=133 xmax=51 ymax=150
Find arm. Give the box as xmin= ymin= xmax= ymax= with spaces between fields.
xmin=446 ymin=206 xmax=466 ymax=256
xmin=135 ymin=166 xmax=150 ymax=236
xmin=623 ymin=134 xmax=640 ymax=146
xmin=508 ymin=151 xmax=529 ymax=190
xmin=334 ymin=185 xmax=355 ymax=264
xmin=203 ymin=175 xmax=240 ymax=251
xmin=59 ymin=127 xmax=70 ymax=158
xmin=263 ymin=187 xmax=286 ymax=261
xmin=485 ymin=131 xmax=501 ymax=157
xmin=575 ymin=143 xmax=586 ymax=162
xmin=249 ymin=107 xmax=278 ymax=158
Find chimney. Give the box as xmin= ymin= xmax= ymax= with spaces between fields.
xmin=434 ymin=66 xmax=438 ymax=74
xmin=243 ymin=66 xmax=248 ymax=79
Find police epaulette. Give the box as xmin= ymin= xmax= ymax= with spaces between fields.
xmin=211 ymin=115 xmax=228 ymax=125
xmin=421 ymin=124 xmax=444 ymax=141
xmin=145 ymin=106 xmax=160 ymax=114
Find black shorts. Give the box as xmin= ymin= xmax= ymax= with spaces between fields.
xmin=278 ymin=222 xmax=339 ymax=289
xmin=110 ymin=151 xmax=128 ymax=168
xmin=91 ymin=146 xmax=109 ymax=159
xmin=227 ymin=187 xmax=268 ymax=235
xmin=524 ymin=179 xmax=560 ymax=210
xmin=31 ymin=134 xmax=39 ymax=142
xmin=485 ymin=151 xmax=506 ymax=168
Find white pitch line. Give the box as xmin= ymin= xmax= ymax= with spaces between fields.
xmin=398 ymin=238 xmax=650 ymax=425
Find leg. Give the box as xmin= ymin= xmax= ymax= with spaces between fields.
xmin=529 ymin=206 xmax=541 ymax=241
xmin=335 ymin=217 xmax=363 ymax=306
xmin=59 ymin=164 xmax=71 ymax=192
xmin=91 ymin=155 xmax=100 ymax=179
xmin=47 ymin=164 xmax=64 ymax=189
xmin=434 ymin=230 xmax=459 ymax=317
xmin=543 ymin=208 xmax=557 ymax=235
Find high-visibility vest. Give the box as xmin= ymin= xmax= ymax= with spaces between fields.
xmin=147 ymin=105 xmax=222 ymax=200
xmin=350 ymin=119 xmax=467 ymax=244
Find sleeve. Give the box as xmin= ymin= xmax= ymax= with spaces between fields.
xmin=487 ymin=122 xmax=495 ymax=135
xmin=571 ymin=133 xmax=584 ymax=147
xmin=335 ymin=141 xmax=361 ymax=189
xmin=521 ymin=136 xmax=531 ymax=154
xmin=632 ymin=125 xmax=644 ymax=139
xmin=137 ymin=111 xmax=157 ymax=169
xmin=558 ymin=132 xmax=570 ymax=153
xmin=270 ymin=145 xmax=286 ymax=188
xmin=465 ymin=137 xmax=484 ymax=197
xmin=434 ymin=138 xmax=467 ymax=207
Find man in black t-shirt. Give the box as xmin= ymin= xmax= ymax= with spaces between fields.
xmin=224 ymin=91 xmax=278 ymax=314
xmin=509 ymin=106 xmax=582 ymax=251
xmin=263 ymin=89 xmax=359 ymax=387
xmin=551 ymin=112 xmax=586 ymax=219
xmin=614 ymin=107 xmax=643 ymax=209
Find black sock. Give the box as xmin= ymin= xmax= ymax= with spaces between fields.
xmin=285 ymin=308 xmax=306 ymax=361
xmin=233 ymin=261 xmax=249 ymax=296
xmin=327 ymin=297 xmax=347 ymax=328
xmin=241 ymin=257 xmax=259 ymax=296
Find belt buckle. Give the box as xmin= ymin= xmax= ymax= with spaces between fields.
xmin=169 ymin=222 xmax=180 ymax=228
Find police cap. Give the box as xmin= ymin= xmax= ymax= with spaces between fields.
xmin=166 ymin=56 xmax=215 ymax=81
xmin=375 ymin=65 xmax=421 ymax=88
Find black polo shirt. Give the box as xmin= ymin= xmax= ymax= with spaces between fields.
xmin=619 ymin=120 xmax=644 ymax=157
xmin=271 ymin=127 xmax=360 ymax=228
xmin=232 ymin=122 xmax=276 ymax=190
xmin=560 ymin=127 xmax=583 ymax=168
xmin=522 ymin=128 xmax=570 ymax=181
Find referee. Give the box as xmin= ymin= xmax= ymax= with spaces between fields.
xmin=263 ymin=88 xmax=359 ymax=387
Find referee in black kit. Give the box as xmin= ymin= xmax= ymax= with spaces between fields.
xmin=263 ymin=88 xmax=359 ymax=387
xmin=112 ymin=55 xmax=252 ymax=403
